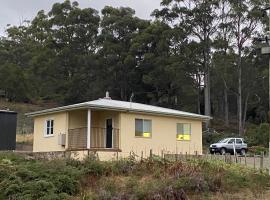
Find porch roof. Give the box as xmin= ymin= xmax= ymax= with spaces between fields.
xmin=26 ymin=98 xmax=211 ymax=121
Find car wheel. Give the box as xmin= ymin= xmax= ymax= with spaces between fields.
xmin=220 ymin=148 xmax=226 ymax=155
xmin=240 ymin=149 xmax=246 ymax=156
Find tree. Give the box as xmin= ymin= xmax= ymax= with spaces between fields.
xmin=98 ymin=6 xmax=149 ymax=100
xmin=153 ymin=0 xmax=220 ymax=127
xmin=228 ymin=0 xmax=266 ymax=134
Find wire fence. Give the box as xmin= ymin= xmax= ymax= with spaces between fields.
xmin=163 ymin=152 xmax=269 ymax=171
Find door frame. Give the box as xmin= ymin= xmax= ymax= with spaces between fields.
xmin=104 ymin=118 xmax=114 ymax=148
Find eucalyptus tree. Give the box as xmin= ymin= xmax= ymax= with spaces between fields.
xmin=0 ymin=23 xmax=37 ymax=101
xmin=98 ymin=6 xmax=149 ymax=101
xmin=212 ymin=0 xmax=235 ymax=127
xmin=152 ymin=0 xmax=220 ymax=127
xmin=227 ymin=0 xmax=267 ymax=134
xmin=129 ymin=21 xmax=198 ymax=110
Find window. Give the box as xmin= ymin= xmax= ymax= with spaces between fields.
xmin=236 ymin=139 xmax=242 ymax=144
xmin=135 ymin=119 xmax=152 ymax=137
xmin=45 ymin=119 xmax=54 ymax=136
xmin=177 ymin=123 xmax=191 ymax=141
xmin=228 ymin=139 xmax=235 ymax=144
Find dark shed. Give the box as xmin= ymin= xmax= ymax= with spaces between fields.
xmin=0 ymin=110 xmax=17 ymax=150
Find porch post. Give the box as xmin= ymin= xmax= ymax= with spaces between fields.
xmin=87 ymin=109 xmax=91 ymax=149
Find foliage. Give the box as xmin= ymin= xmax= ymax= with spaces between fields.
xmin=244 ymin=123 xmax=270 ymax=148
xmin=0 ymin=152 xmax=269 ymax=199
xmin=0 ymin=153 xmax=82 ymax=199
xmin=0 ymin=0 xmax=268 ymax=130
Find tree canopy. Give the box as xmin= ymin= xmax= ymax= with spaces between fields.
xmin=0 ymin=0 xmax=269 ymax=134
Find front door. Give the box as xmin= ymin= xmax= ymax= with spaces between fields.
xmin=106 ymin=119 xmax=113 ymax=148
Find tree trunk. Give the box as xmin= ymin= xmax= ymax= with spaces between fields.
xmin=242 ymin=92 xmax=250 ymax=134
xmin=236 ymin=9 xmax=243 ymax=135
xmin=237 ymin=53 xmax=242 ymax=135
xmin=224 ymin=87 xmax=229 ymax=127
xmin=197 ymin=88 xmax=201 ymax=114
xmin=204 ymin=65 xmax=211 ymax=120
xmin=197 ymin=74 xmax=201 ymax=114
xmin=204 ymin=42 xmax=211 ymax=128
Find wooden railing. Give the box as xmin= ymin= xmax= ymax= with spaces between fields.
xmin=68 ymin=127 xmax=87 ymax=150
xmin=68 ymin=127 xmax=120 ymax=150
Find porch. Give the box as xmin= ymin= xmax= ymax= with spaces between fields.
xmin=66 ymin=109 xmax=121 ymax=151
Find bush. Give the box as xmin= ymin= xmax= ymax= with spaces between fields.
xmin=82 ymin=157 xmax=107 ymax=176
xmin=0 ymin=152 xmax=270 ymax=199
xmin=248 ymin=146 xmax=268 ymax=155
xmin=0 ymin=153 xmax=83 ymax=200
xmin=245 ymin=123 xmax=270 ymax=148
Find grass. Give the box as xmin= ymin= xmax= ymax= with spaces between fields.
xmin=0 ymin=152 xmax=269 ymax=200
xmin=16 ymin=134 xmax=33 ymax=145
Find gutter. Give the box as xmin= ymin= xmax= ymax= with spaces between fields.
xmin=26 ymin=104 xmax=212 ymax=121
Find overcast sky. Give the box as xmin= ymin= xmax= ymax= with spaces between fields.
xmin=0 ymin=0 xmax=161 ymax=36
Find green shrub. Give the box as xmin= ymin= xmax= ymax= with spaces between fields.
xmin=110 ymin=158 xmax=136 ymax=175
xmin=0 ymin=152 xmax=270 ymax=199
xmin=245 ymin=123 xmax=270 ymax=148
xmin=83 ymin=159 xmax=107 ymax=176
xmin=248 ymin=146 xmax=268 ymax=155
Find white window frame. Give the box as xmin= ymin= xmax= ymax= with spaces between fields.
xmin=135 ymin=118 xmax=152 ymax=138
xmin=44 ymin=118 xmax=54 ymax=137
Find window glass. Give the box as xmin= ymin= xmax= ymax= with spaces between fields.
xmin=177 ymin=123 xmax=191 ymax=141
xmin=218 ymin=138 xmax=229 ymax=143
xmin=135 ymin=119 xmax=143 ymax=137
xmin=45 ymin=119 xmax=54 ymax=136
xmin=135 ymin=119 xmax=152 ymax=137
xmin=236 ymin=139 xmax=242 ymax=144
xmin=228 ymin=139 xmax=235 ymax=144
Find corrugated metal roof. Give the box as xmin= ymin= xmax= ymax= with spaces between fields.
xmin=0 ymin=110 xmax=17 ymax=114
xmin=26 ymin=98 xmax=211 ymax=121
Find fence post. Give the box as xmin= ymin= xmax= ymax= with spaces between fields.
xmin=141 ymin=151 xmax=143 ymax=161
xmin=260 ymin=152 xmax=264 ymax=169
xmin=185 ymin=152 xmax=188 ymax=161
xmin=245 ymin=154 xmax=247 ymax=166
xmin=116 ymin=151 xmax=119 ymax=161
xmin=254 ymin=154 xmax=256 ymax=169
xmin=175 ymin=153 xmax=178 ymax=162
xmin=150 ymin=149 xmax=153 ymax=159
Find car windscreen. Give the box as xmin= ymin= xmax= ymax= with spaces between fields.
xmin=218 ymin=138 xmax=229 ymax=143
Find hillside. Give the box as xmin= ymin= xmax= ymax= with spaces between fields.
xmin=0 ymin=99 xmax=56 ymax=134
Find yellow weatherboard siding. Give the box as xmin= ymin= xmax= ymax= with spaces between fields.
xmin=119 ymin=112 xmax=202 ymax=157
xmin=32 ymin=108 xmax=203 ymax=158
xmin=33 ymin=112 xmax=68 ymax=152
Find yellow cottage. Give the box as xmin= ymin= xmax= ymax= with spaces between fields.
xmin=27 ymin=93 xmax=211 ymax=160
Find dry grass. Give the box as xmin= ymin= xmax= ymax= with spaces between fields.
xmin=206 ymin=190 xmax=270 ymax=200
xmin=16 ymin=134 xmax=33 ymax=144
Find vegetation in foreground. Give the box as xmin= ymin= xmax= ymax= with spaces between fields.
xmin=0 ymin=153 xmax=269 ymax=200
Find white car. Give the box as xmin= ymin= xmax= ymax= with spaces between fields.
xmin=209 ymin=138 xmax=248 ymax=155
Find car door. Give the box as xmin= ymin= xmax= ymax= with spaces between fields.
xmin=226 ymin=139 xmax=235 ymax=150
xmin=235 ymin=139 xmax=242 ymax=150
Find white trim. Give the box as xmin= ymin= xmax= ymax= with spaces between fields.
xmin=44 ymin=118 xmax=54 ymax=138
xmin=87 ymin=109 xmax=91 ymax=149
xmin=26 ymin=99 xmax=211 ymax=121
